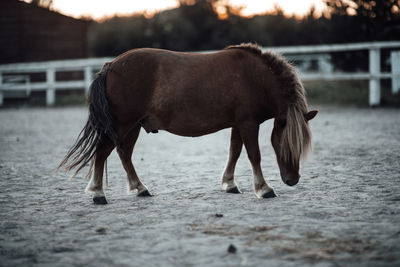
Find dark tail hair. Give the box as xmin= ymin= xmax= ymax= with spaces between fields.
xmin=58 ymin=63 xmax=118 ymax=177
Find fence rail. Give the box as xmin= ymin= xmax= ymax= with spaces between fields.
xmin=0 ymin=41 xmax=399 ymax=106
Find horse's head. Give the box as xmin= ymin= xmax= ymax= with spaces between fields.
xmin=271 ymin=109 xmax=318 ymax=186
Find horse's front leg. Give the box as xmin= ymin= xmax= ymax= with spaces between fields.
xmin=221 ymin=127 xmax=242 ymax=193
xmin=239 ymin=123 xmax=277 ymax=198
xmin=85 ymin=136 xmax=115 ymax=204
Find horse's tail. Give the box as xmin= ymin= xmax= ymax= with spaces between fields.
xmin=58 ymin=63 xmax=118 ymax=177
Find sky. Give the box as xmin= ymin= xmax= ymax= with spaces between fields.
xmin=44 ymin=0 xmax=327 ymax=20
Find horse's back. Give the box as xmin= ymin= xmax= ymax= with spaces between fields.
xmin=106 ymin=48 xmax=271 ymax=136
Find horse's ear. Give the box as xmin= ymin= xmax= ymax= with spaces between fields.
xmin=304 ymin=110 xmax=318 ymax=121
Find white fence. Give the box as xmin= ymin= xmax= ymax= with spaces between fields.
xmin=269 ymin=41 xmax=400 ymax=106
xmin=0 ymin=41 xmax=399 ymax=106
xmin=0 ymin=57 xmax=111 ymax=106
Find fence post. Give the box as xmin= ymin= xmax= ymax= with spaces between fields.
xmin=369 ymin=47 xmax=381 ymax=106
xmin=391 ymin=51 xmax=400 ymax=94
xmin=84 ymin=66 xmax=93 ymax=94
xmin=0 ymin=72 xmax=3 ymax=106
xmin=46 ymin=68 xmax=55 ymax=106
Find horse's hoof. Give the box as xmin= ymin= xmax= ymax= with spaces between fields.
xmin=262 ymin=190 xmax=277 ymax=198
xmin=137 ymin=189 xmax=152 ymax=197
xmin=226 ymin=186 xmax=241 ymax=194
xmin=93 ymin=196 xmax=108 ymax=204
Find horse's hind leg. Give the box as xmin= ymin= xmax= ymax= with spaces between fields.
xmin=116 ymin=126 xmax=151 ymax=197
xmin=85 ymin=135 xmax=115 ymax=204
xmin=239 ymin=123 xmax=277 ymax=198
xmin=221 ymin=127 xmax=243 ymax=193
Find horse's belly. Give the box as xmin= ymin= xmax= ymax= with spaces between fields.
xmin=166 ymin=123 xmax=229 ymax=137
xmin=166 ymin=125 xmax=228 ymax=137
xmin=143 ymin=113 xmax=232 ymax=137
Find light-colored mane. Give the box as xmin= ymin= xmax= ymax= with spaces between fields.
xmin=262 ymin=49 xmax=312 ymax=165
xmin=281 ymin=101 xmax=312 ymax=165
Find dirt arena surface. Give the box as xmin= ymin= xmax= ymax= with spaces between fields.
xmin=0 ymin=105 xmax=399 ymax=266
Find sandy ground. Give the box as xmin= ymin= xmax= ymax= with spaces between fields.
xmin=0 ymin=105 xmax=399 ymax=267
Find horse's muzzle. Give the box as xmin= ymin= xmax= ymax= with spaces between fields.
xmin=284 ymin=174 xmax=300 ymax=186
xmin=285 ymin=179 xmax=299 ymax=186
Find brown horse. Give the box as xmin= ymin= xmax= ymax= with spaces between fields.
xmin=59 ymin=43 xmax=317 ymax=204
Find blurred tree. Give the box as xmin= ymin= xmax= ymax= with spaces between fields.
xmin=324 ymin=0 xmax=400 ymax=71
xmin=88 ymin=0 xmax=399 ymax=64
xmin=89 ymin=15 xmax=153 ymax=56
xmin=299 ymin=6 xmax=330 ymax=45
xmin=324 ymin=0 xmax=400 ymax=40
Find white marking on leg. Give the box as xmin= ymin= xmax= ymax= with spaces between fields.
xmin=252 ymin=166 xmax=273 ymax=198
xmin=136 ymin=183 xmax=149 ymax=195
xmin=221 ymin=174 xmax=239 ymax=191
xmin=221 ymin=156 xmax=240 ymax=191
xmin=126 ymin=178 xmax=149 ymax=195
xmin=222 ymin=181 xmax=239 ymax=191
xmin=126 ymin=179 xmax=139 ymax=193
xmin=93 ymin=190 xmax=105 ymax=198
xmin=221 ymin=128 xmax=242 ymax=193
xmin=85 ymin=177 xmax=105 ymax=197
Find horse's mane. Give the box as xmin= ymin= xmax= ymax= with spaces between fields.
xmin=225 ymin=43 xmax=312 ymax=164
